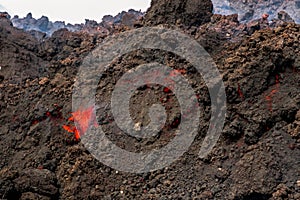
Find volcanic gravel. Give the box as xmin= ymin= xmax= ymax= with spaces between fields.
xmin=0 ymin=1 xmax=300 ymax=199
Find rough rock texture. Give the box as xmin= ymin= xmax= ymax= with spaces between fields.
xmin=144 ymin=0 xmax=213 ymax=27
xmin=0 ymin=18 xmax=47 ymax=81
xmin=0 ymin=3 xmax=300 ymax=200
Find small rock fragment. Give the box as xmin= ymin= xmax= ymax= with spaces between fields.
xmin=39 ymin=77 xmax=49 ymax=85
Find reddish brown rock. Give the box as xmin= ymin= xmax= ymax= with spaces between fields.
xmin=144 ymin=0 xmax=213 ymax=27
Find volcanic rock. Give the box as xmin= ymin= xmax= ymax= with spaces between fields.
xmin=0 ymin=3 xmax=299 ymax=200
xmin=11 ymin=9 xmax=144 ymax=36
xmin=144 ymin=0 xmax=213 ymax=27
xmin=212 ymin=0 xmax=300 ymax=24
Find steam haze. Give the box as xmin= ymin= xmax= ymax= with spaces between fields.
xmin=1 ymin=0 xmax=151 ymax=23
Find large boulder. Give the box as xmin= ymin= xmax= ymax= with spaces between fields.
xmin=144 ymin=0 xmax=213 ymax=27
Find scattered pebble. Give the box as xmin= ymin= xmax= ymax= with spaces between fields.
xmin=39 ymin=77 xmax=49 ymax=85
xmin=134 ymin=122 xmax=141 ymax=131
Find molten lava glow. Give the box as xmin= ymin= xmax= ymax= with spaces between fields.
xmin=237 ymin=83 xmax=244 ymax=100
xmin=163 ymin=87 xmax=172 ymax=93
xmin=62 ymin=69 xmax=188 ymax=139
xmin=169 ymin=69 xmax=186 ymax=77
xmin=62 ymin=124 xmax=80 ymax=140
xmin=46 ymin=111 xmax=51 ymax=117
xmin=265 ymin=75 xmax=280 ymax=112
xmin=31 ymin=120 xmax=39 ymax=126
xmin=72 ymin=107 xmax=95 ymax=134
xmin=62 ymin=124 xmax=74 ymax=133
xmin=63 ymin=106 xmax=98 ymax=140
xmin=161 ymin=69 xmax=187 ymax=92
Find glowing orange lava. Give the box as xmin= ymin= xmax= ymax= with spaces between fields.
xmin=169 ymin=69 xmax=186 ymax=77
xmin=163 ymin=87 xmax=172 ymax=93
xmin=237 ymin=83 xmax=244 ymax=100
xmin=265 ymin=75 xmax=280 ymax=112
xmin=63 ymin=106 xmax=98 ymax=140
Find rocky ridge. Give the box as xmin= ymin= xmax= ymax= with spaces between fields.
xmin=10 ymin=9 xmax=143 ymax=36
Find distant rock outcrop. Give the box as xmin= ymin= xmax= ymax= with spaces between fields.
xmin=11 ymin=13 xmax=81 ymax=36
xmin=212 ymin=0 xmax=300 ymax=24
xmin=144 ymin=0 xmax=213 ymax=27
xmin=11 ymin=9 xmax=144 ymax=36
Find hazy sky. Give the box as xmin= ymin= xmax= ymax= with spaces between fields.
xmin=1 ymin=0 xmax=151 ymax=24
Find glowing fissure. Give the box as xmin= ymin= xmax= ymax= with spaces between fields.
xmin=265 ymin=75 xmax=280 ymax=112
xmin=63 ymin=106 xmax=98 ymax=140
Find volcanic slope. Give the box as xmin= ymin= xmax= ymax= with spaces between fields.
xmin=0 ymin=9 xmax=300 ymax=200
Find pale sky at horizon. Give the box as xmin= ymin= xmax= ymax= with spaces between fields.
xmin=1 ymin=0 xmax=151 ymax=24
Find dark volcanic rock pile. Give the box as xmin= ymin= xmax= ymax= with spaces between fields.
xmin=144 ymin=0 xmax=213 ymax=27
xmin=0 ymin=0 xmax=299 ymax=199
